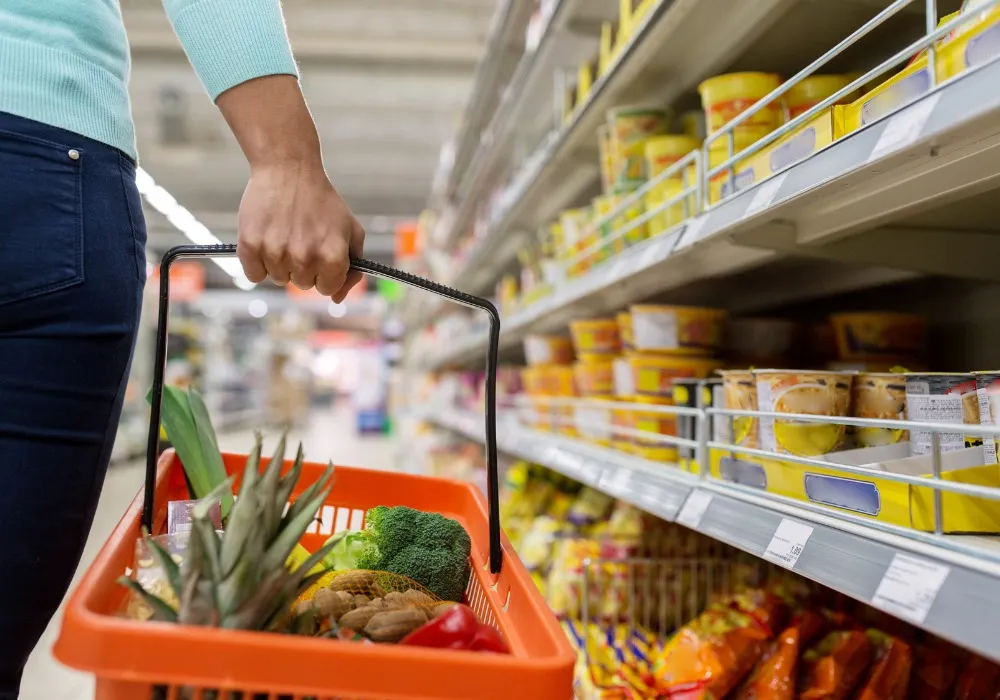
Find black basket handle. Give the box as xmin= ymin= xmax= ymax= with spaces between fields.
xmin=143 ymin=244 xmax=503 ymax=574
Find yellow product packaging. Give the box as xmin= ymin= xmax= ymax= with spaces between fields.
xmin=627 ymin=354 xmax=723 ymax=400
xmin=782 ymin=74 xmax=856 ymax=121
xmin=645 ymin=178 xmax=691 ymax=236
xmin=719 ymin=369 xmax=759 ymax=449
xmin=630 ymin=304 xmax=727 ymax=356
xmin=705 ymin=125 xmax=770 ymax=204
xmin=599 ymin=23 xmax=616 ymax=78
xmin=644 ymin=135 xmax=700 ymax=184
xmin=559 ymin=206 xmax=592 ymax=256
xmin=597 ymin=125 xmax=615 ymax=193
xmin=568 ymin=486 xmax=615 ymax=527
xmin=547 ymin=538 xmax=601 ymax=617
xmin=607 ymin=105 xmax=670 ymax=188
xmin=754 ymin=369 xmax=854 ymax=456
xmin=518 ymin=515 xmax=563 ymax=572
xmin=840 ymin=57 xmax=932 ymax=135
xmin=570 ymin=318 xmax=622 ymax=357
xmin=576 ymin=60 xmax=595 ymax=110
xmin=699 ymin=72 xmax=782 ymax=133
xmin=852 ymin=372 xmax=908 ymax=448
xmin=630 ymin=395 xmax=679 ymax=463
xmin=708 ymin=108 xmax=845 ymax=205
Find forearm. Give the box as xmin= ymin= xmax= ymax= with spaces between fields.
xmin=216 ymin=75 xmax=323 ymax=172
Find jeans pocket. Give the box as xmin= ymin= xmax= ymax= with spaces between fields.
xmin=0 ymin=129 xmax=84 ymax=306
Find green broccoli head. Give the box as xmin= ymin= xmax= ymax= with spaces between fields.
xmin=356 ymin=505 xmax=472 ymax=601
xmin=383 ymin=544 xmax=470 ymax=602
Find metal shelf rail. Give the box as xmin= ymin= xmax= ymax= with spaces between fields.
xmin=419 ymin=391 xmax=1000 ymax=661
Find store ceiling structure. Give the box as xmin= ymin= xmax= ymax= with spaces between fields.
xmin=124 ymin=0 xmax=498 ymax=269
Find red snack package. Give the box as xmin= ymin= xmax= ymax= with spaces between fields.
xmin=854 ymin=630 xmax=911 ymax=700
xmin=953 ymin=653 xmax=1000 ymax=700
xmin=732 ymin=626 xmax=800 ymax=700
xmin=798 ymin=630 xmax=872 ymax=700
xmin=907 ymin=639 xmax=960 ymax=700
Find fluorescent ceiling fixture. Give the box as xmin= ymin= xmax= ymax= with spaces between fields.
xmin=328 ymin=301 xmax=347 ymax=318
xmin=136 ymin=166 xmax=254 ymax=290
xmin=247 ymin=299 xmax=268 ymax=318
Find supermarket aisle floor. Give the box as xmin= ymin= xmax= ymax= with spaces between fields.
xmin=21 ymin=404 xmax=397 ymax=700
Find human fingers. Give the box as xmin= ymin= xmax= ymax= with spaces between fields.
xmin=315 ymin=233 xmax=350 ymax=298
xmin=262 ymin=233 xmax=292 ymax=286
xmin=237 ymin=233 xmax=267 ymax=284
xmin=331 ymin=220 xmax=366 ymax=303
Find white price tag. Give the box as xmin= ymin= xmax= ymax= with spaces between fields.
xmin=868 ymin=92 xmax=941 ymax=162
xmin=674 ymin=216 xmax=708 ymax=251
xmin=676 ymin=490 xmax=713 ymax=529
xmin=871 ymin=553 xmax=950 ymax=624
xmin=763 ymin=518 xmax=813 ymax=568
xmin=744 ymin=173 xmax=787 ymax=218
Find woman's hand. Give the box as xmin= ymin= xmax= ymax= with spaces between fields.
xmin=217 ymin=75 xmax=364 ymax=301
xmin=237 ymin=162 xmax=364 ymax=301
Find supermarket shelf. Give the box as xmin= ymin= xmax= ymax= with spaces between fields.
xmin=424 ymin=53 xmax=1000 ymax=369
xmin=426 ymin=407 xmax=1000 ymax=662
xmin=443 ymin=0 xmax=619 ymax=247
xmin=451 ymin=0 xmax=880 ymax=294
xmin=430 ymin=0 xmax=534 ymax=208
xmin=421 ymin=408 xmax=695 ymax=522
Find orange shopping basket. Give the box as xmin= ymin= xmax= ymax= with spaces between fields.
xmin=54 ymin=245 xmax=574 ymax=700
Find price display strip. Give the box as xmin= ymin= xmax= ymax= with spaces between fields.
xmin=871 ymin=553 xmax=950 ymax=624
xmin=676 ymin=490 xmax=714 ymax=530
xmin=763 ymin=518 xmax=814 ymax=569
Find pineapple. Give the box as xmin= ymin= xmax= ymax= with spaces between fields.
xmin=121 ymin=432 xmax=340 ymax=632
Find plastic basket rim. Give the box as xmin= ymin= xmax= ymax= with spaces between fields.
xmin=55 ymin=449 xmax=575 ymax=683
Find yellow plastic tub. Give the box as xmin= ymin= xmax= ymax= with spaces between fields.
xmin=570 ymin=319 xmax=621 ymax=357
xmin=719 ymin=369 xmax=759 ymax=449
xmin=829 ymin=312 xmax=927 ymax=362
xmin=698 ymin=72 xmax=782 ymax=134
xmin=644 ymin=135 xmax=700 ymax=182
xmin=523 ymin=335 xmax=574 ymax=367
xmin=630 ymin=395 xmax=679 ymax=463
xmin=782 ymin=74 xmax=855 ymax=121
xmin=852 ymin=372 xmax=908 ymax=448
xmin=616 ymin=312 xmax=634 ymax=351
xmin=629 ymin=305 xmax=727 ymax=355
xmin=754 ymin=369 xmax=855 ymax=456
xmin=627 ymin=354 xmax=723 ymax=399
xmin=558 ymin=207 xmax=592 ymax=256
xmin=574 ymin=360 xmax=615 ymax=396
xmin=607 ymin=105 xmax=670 ymax=187
xmin=574 ymin=396 xmax=614 ymax=446
xmin=645 ymin=179 xmax=690 ymax=236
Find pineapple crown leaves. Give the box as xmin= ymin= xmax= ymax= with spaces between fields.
xmin=121 ymin=431 xmax=341 ymax=631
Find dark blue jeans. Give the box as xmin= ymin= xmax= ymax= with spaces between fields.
xmin=0 ymin=112 xmax=146 ymax=696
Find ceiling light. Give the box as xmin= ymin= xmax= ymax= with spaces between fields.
xmin=248 ymin=299 xmax=268 ymax=318
xmin=328 ymin=301 xmax=347 ymax=318
xmin=136 ymin=166 xmax=254 ymax=290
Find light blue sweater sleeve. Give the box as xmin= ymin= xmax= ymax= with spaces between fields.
xmin=163 ymin=0 xmax=298 ymax=101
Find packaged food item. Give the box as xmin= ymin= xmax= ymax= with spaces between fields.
xmin=698 ymin=72 xmax=782 ymax=133
xmin=680 ymin=110 xmax=706 ymax=141
xmin=719 ymin=369 xmax=759 ymax=449
xmin=854 ymin=631 xmax=911 ymax=700
xmin=799 ymin=630 xmax=872 ymax=700
xmin=570 ymin=318 xmax=621 ymax=357
xmin=644 ymin=178 xmax=690 ymax=236
xmin=607 ymin=105 xmax=670 ymax=187
xmin=707 ymin=125 xmax=773 ymax=203
xmin=826 ymin=359 xmax=924 ymax=373
xmin=851 ymin=372 xmax=908 ymax=448
xmin=732 ymin=626 xmax=800 ymax=700
xmin=521 ymin=366 xmax=548 ymax=396
xmin=574 ymin=398 xmax=614 ymax=445
xmin=644 ymin=134 xmax=699 ymax=184
xmin=904 ymin=373 xmax=982 ymax=455
xmin=607 ymin=186 xmax=648 ymax=248
xmin=597 ymin=125 xmax=615 ymax=193
xmin=616 ymin=312 xmax=634 ymax=350
xmin=907 ymin=639 xmax=960 ymax=700
xmin=559 ymin=207 xmax=592 ymax=255
xmin=952 ymin=652 xmax=1000 ymax=700
xmin=575 ymin=360 xmax=614 ymax=396
xmin=518 ymin=515 xmax=564 ymax=573
xmin=523 ymin=334 xmax=574 ymax=366
xmin=651 ymin=589 xmax=785 ymax=697
xmin=629 ymin=304 xmax=727 ymax=355
xmin=627 ymin=353 xmax=724 ymax=399
xmin=630 ymin=396 xmax=678 ymax=462
xmin=568 ymin=486 xmax=615 ymax=528
xmin=755 ymin=370 xmax=854 ymax=456
xmin=546 ymin=538 xmax=602 ymax=618
xmin=726 ymin=317 xmax=798 ymax=366
xmin=783 ymin=74 xmax=855 ymax=121
xmin=975 ymin=370 xmax=1000 ymax=464
xmin=829 ymin=312 xmax=926 ymax=362
xmin=167 ymin=499 xmax=221 ymax=535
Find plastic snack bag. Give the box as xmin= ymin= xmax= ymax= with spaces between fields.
xmin=854 ymin=630 xmax=911 ymax=700
xmin=732 ymin=626 xmax=799 ymax=700
xmin=798 ymin=630 xmax=872 ymax=700
xmin=952 ymin=653 xmax=1000 ymax=700
xmin=907 ymin=639 xmax=960 ymax=700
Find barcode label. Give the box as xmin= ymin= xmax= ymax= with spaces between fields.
xmin=763 ymin=518 xmax=813 ymax=568
xmin=871 ymin=553 xmax=950 ymax=623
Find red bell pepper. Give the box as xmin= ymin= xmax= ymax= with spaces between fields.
xmin=400 ymin=604 xmax=509 ymax=654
